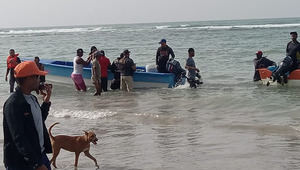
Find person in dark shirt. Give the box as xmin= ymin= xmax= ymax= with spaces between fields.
xmin=119 ymin=49 xmax=136 ymax=92
xmin=286 ymin=32 xmax=299 ymax=55
xmin=110 ymin=53 xmax=124 ymax=90
xmin=3 ymin=61 xmax=52 ymax=170
xmin=156 ymin=39 xmax=175 ymax=73
xmin=253 ymin=51 xmax=276 ymax=81
xmin=272 ymin=45 xmax=300 ymax=84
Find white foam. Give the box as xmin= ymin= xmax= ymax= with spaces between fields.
xmin=0 ymin=27 xmax=115 ymax=35
xmin=50 ymin=109 xmax=117 ymax=120
xmin=155 ymin=25 xmax=171 ymax=29
xmin=155 ymin=23 xmax=300 ymax=30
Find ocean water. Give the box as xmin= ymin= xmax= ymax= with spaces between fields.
xmin=1 ymin=18 xmax=300 ymax=170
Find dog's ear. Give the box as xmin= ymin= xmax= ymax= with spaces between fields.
xmin=83 ymin=130 xmax=89 ymax=136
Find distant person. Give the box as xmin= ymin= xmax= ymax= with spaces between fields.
xmin=286 ymin=32 xmax=299 ymax=55
xmin=5 ymin=49 xmax=21 ymax=93
xmin=71 ymin=48 xmax=91 ymax=91
xmin=91 ymin=51 xmax=102 ymax=96
xmin=34 ymin=56 xmax=46 ymax=84
xmin=156 ymin=39 xmax=175 ymax=72
xmin=3 ymin=61 xmax=52 ymax=170
xmin=110 ymin=53 xmax=124 ymax=90
xmin=119 ymin=49 xmax=136 ymax=92
xmin=98 ymin=50 xmax=111 ymax=92
xmin=34 ymin=56 xmax=46 ymax=94
xmin=253 ymin=51 xmax=276 ymax=81
xmin=185 ymin=48 xmax=202 ymax=88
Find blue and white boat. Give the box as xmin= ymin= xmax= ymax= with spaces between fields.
xmin=39 ymin=59 xmax=177 ymax=88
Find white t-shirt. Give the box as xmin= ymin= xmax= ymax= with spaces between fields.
xmin=23 ymin=94 xmax=44 ymax=153
xmin=73 ymin=56 xmax=84 ymax=74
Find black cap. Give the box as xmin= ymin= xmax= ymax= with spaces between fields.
xmin=77 ymin=48 xmax=84 ymax=53
xmin=290 ymin=32 xmax=298 ymax=35
xmin=159 ymin=39 xmax=167 ymax=44
xmin=123 ymin=49 xmax=130 ymax=54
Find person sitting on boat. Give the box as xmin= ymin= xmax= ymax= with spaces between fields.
xmin=119 ymin=49 xmax=136 ymax=92
xmin=185 ymin=48 xmax=203 ymax=88
xmin=110 ymin=53 xmax=124 ymax=90
xmin=166 ymin=58 xmax=186 ymax=86
xmin=98 ymin=50 xmax=111 ymax=92
xmin=271 ymin=45 xmax=300 ymax=84
xmin=91 ymin=51 xmax=102 ymax=96
xmin=253 ymin=51 xmax=276 ymax=81
xmin=286 ymin=32 xmax=299 ymax=55
xmin=156 ymin=39 xmax=175 ymax=73
xmin=71 ymin=48 xmax=92 ymax=92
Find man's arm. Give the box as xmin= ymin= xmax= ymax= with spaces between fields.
xmin=156 ymin=48 xmax=160 ymax=65
xmin=76 ymin=57 xmax=91 ymax=66
xmin=5 ymin=68 xmax=9 ymax=81
xmin=169 ymin=47 xmax=175 ymax=59
xmin=286 ymin=42 xmax=290 ymax=54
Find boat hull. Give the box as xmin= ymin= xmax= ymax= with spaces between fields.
xmin=41 ymin=60 xmax=176 ymax=88
xmin=258 ymin=68 xmax=300 ymax=86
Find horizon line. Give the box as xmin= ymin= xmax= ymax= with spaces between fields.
xmin=1 ymin=16 xmax=300 ymax=30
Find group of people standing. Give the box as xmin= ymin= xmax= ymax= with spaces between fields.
xmin=253 ymin=31 xmax=300 ymax=83
xmin=71 ymin=47 xmax=136 ymax=94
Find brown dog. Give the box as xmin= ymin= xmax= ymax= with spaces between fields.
xmin=48 ymin=122 xmax=99 ymax=168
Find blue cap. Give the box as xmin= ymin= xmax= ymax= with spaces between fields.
xmin=159 ymin=39 xmax=166 ymax=44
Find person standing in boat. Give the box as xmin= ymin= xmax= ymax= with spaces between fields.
xmin=5 ymin=49 xmax=21 ymax=93
xmin=110 ymin=53 xmax=124 ymax=90
xmin=156 ymin=39 xmax=175 ymax=73
xmin=286 ymin=32 xmax=299 ymax=55
xmin=71 ymin=48 xmax=92 ymax=92
xmin=253 ymin=51 xmax=276 ymax=81
xmin=119 ymin=49 xmax=136 ymax=92
xmin=98 ymin=50 xmax=111 ymax=92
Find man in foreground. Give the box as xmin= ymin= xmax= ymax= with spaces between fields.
xmin=3 ymin=61 xmax=53 ymax=170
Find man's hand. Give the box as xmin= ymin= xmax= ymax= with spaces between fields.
xmin=36 ymin=164 xmax=48 ymax=170
xmin=40 ymin=84 xmax=52 ymax=103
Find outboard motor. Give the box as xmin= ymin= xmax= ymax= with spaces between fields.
xmin=166 ymin=58 xmax=186 ymax=86
xmin=271 ymin=56 xmax=293 ymax=84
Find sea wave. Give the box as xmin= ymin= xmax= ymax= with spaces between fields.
xmin=0 ymin=27 xmax=115 ymax=35
xmin=50 ymin=109 xmax=117 ymax=119
xmin=155 ymin=23 xmax=300 ymax=30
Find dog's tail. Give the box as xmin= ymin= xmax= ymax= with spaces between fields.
xmin=48 ymin=122 xmax=59 ymax=141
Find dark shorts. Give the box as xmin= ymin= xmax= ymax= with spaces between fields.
xmin=6 ymin=152 xmax=51 ymax=170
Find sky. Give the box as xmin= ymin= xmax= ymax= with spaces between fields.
xmin=0 ymin=0 xmax=300 ymax=28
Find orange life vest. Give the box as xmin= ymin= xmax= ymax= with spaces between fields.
xmin=6 ymin=54 xmax=19 ymax=69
